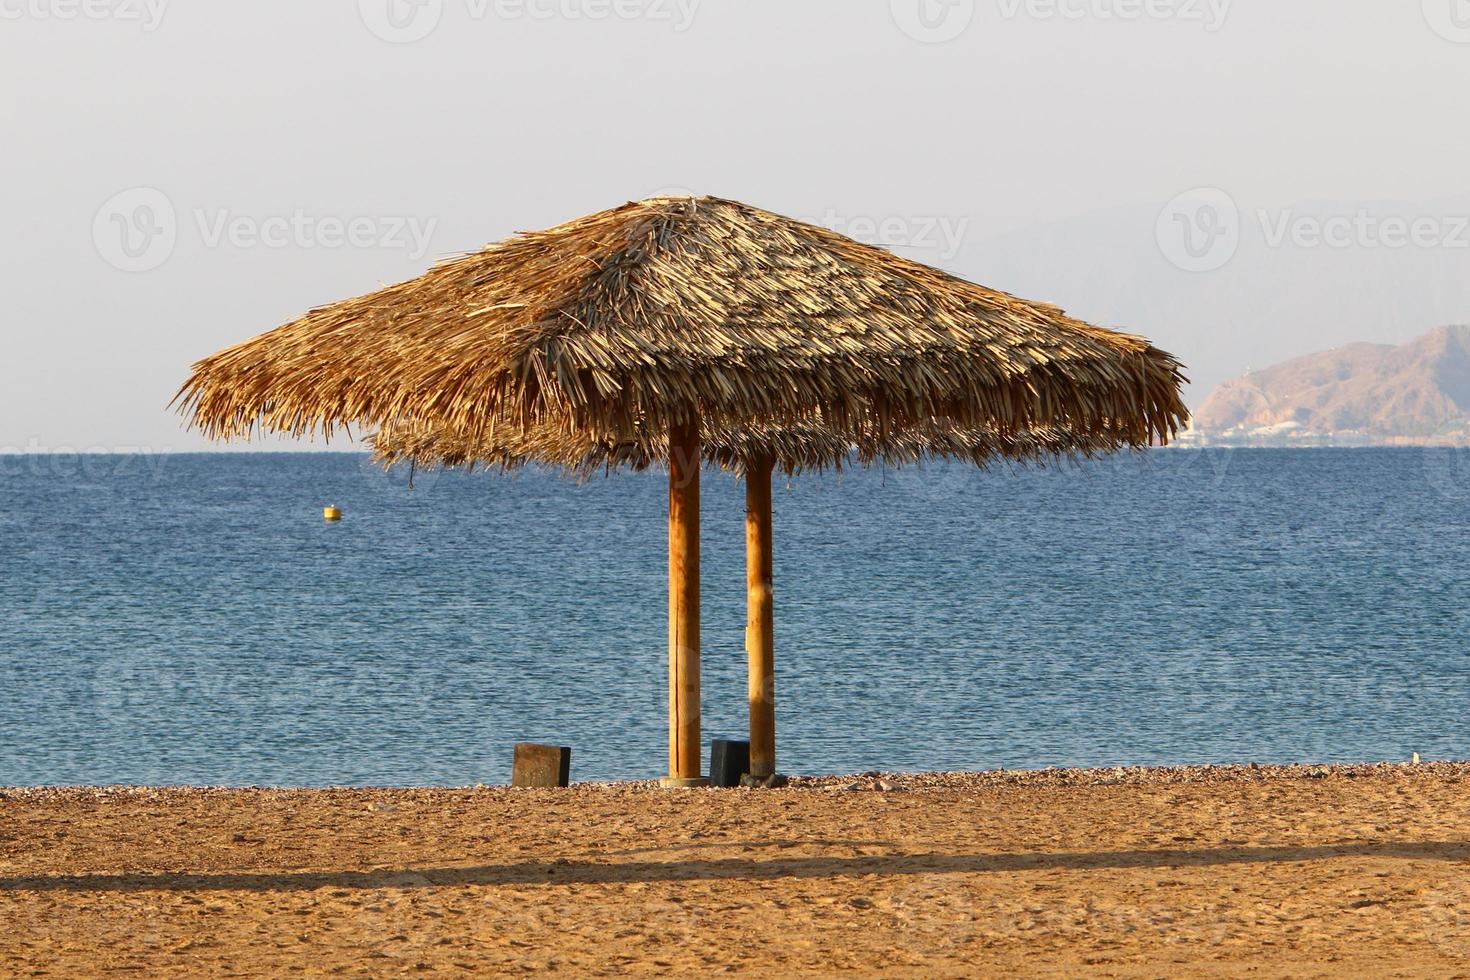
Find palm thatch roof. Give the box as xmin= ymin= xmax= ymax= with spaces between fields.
xmin=175 ymin=195 xmax=1187 ymax=446
xmin=368 ymin=415 xmax=1114 ymax=478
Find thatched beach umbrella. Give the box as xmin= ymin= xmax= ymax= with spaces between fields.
xmin=177 ymin=195 xmax=1187 ymax=786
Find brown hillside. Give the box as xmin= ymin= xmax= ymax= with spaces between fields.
xmin=1193 ymin=325 xmax=1470 ymax=441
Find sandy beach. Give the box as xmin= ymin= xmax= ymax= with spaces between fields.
xmin=2 ymin=762 xmax=1468 ymax=977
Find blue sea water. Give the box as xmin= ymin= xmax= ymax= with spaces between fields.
xmin=2 ymin=448 xmax=1470 ymax=786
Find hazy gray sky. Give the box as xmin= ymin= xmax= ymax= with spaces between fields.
xmin=3 ymin=1 xmax=1468 ymax=450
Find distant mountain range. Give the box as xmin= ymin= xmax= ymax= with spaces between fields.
xmin=1188 ymin=325 xmax=1470 ymax=446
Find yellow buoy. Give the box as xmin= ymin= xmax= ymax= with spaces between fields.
xmin=323 ymin=504 xmax=342 ymax=522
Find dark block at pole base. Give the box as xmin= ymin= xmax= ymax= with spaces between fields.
xmin=710 ymin=739 xmax=750 ymax=788
xmin=511 ymin=743 xmax=571 ymax=787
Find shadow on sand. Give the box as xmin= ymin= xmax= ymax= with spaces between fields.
xmin=3 ymin=840 xmax=1468 ymax=894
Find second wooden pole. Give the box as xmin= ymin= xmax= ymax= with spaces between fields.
xmin=745 ymin=454 xmax=776 ymax=780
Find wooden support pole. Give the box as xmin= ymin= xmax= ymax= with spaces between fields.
xmin=745 ymin=454 xmax=776 ymax=780
xmin=664 ymin=411 xmax=704 ymax=786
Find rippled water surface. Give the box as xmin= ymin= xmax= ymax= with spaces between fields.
xmin=3 ymin=448 xmax=1470 ymax=785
